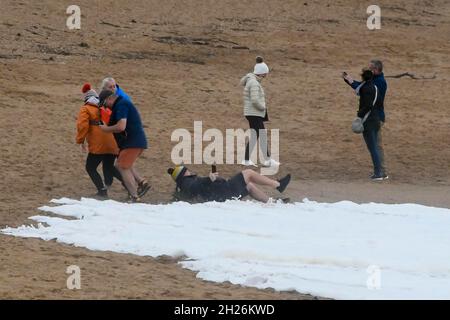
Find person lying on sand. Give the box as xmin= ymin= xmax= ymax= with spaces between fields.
xmin=168 ymin=165 xmax=291 ymax=203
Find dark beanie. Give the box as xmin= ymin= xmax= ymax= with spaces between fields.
xmin=361 ymin=69 xmax=374 ymax=81
xmin=168 ymin=166 xmax=188 ymax=183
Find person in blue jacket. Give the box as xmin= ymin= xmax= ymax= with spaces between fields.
xmin=343 ymin=60 xmax=389 ymax=179
xmin=98 ymin=89 xmax=150 ymax=202
xmin=101 ymin=77 xmax=132 ymax=102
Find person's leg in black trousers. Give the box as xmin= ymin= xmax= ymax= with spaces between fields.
xmin=257 ymin=119 xmax=270 ymax=161
xmin=112 ymin=162 xmax=123 ymax=182
xmin=85 ymin=153 xmax=106 ymax=193
xmin=245 ymin=116 xmax=270 ymax=161
xmin=244 ymin=116 xmax=258 ymax=161
xmin=102 ymin=154 xmax=122 ymax=187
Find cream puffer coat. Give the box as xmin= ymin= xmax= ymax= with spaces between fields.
xmin=240 ymin=73 xmax=266 ymax=118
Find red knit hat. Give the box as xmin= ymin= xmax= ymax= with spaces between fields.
xmin=82 ymin=83 xmax=91 ymax=93
xmin=81 ymin=83 xmax=99 ymax=104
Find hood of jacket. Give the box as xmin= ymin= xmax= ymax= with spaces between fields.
xmin=240 ymin=73 xmax=259 ymax=87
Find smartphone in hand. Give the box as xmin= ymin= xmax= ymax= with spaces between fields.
xmin=211 ymin=165 xmax=217 ymax=173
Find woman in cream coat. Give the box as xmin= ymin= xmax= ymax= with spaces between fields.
xmin=240 ymin=57 xmax=279 ymax=167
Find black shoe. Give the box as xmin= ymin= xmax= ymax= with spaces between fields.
xmin=276 ymin=174 xmax=291 ymax=193
xmin=137 ymin=180 xmax=151 ymax=198
xmin=95 ymin=188 xmax=108 ymax=199
xmin=370 ymin=174 xmax=384 ymax=181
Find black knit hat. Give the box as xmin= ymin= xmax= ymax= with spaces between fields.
xmin=168 ymin=166 xmax=188 ymax=183
xmin=361 ymin=69 xmax=374 ymax=81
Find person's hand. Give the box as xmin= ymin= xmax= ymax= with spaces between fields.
xmin=80 ymin=143 xmax=87 ymax=153
xmin=343 ymin=73 xmax=354 ymax=84
xmin=209 ymin=172 xmax=219 ymax=182
xmin=99 ymin=124 xmax=108 ymax=131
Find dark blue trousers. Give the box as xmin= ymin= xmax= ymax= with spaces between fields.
xmin=363 ymin=127 xmax=382 ymax=176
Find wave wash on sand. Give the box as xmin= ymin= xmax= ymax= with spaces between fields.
xmin=2 ymin=198 xmax=450 ymax=299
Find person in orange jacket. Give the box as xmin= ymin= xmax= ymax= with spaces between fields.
xmin=76 ymin=83 xmax=122 ymax=198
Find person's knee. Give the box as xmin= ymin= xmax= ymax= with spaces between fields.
xmin=115 ymin=161 xmax=131 ymax=172
xmin=85 ymin=162 xmax=95 ymax=173
xmin=241 ymin=169 xmax=254 ymax=182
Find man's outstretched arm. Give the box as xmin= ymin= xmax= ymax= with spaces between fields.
xmin=343 ymin=73 xmax=361 ymax=90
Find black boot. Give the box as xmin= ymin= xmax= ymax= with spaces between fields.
xmin=276 ymin=174 xmax=291 ymax=193
xmin=96 ymin=188 xmax=108 ymax=199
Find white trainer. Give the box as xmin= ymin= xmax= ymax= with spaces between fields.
xmin=262 ymin=159 xmax=281 ymax=167
xmin=241 ymin=160 xmax=258 ymax=167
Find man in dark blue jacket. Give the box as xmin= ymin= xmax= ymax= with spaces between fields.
xmin=343 ymin=60 xmax=388 ymax=179
xmin=99 ymin=90 xmax=150 ymax=202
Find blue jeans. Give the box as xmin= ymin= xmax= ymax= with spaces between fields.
xmin=363 ymin=127 xmax=382 ymax=176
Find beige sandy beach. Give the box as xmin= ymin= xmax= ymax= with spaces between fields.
xmin=1 ymin=0 xmax=449 ymax=299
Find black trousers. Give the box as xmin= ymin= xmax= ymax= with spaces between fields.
xmin=85 ymin=153 xmax=122 ymax=192
xmin=244 ymin=116 xmax=270 ymax=161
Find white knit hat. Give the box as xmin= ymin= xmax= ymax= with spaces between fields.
xmin=254 ymin=62 xmax=269 ymax=75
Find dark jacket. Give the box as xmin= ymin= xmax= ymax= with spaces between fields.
xmin=108 ymin=96 xmax=148 ymax=150
xmin=357 ymin=80 xmax=380 ymax=131
xmin=346 ymin=73 xmax=387 ymax=122
xmin=177 ymin=175 xmax=231 ymax=202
